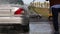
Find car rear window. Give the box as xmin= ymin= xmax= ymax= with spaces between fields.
xmin=0 ymin=0 xmax=24 ymax=5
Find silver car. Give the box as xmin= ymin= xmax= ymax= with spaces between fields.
xmin=0 ymin=0 xmax=29 ymax=33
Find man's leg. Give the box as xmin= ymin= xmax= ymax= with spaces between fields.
xmin=52 ymin=8 xmax=59 ymax=34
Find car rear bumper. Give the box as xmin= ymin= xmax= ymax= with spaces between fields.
xmin=0 ymin=24 xmax=29 ymax=33
xmin=0 ymin=16 xmax=29 ymax=25
xmin=0 ymin=16 xmax=29 ymax=33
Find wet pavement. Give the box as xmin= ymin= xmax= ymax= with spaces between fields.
xmin=29 ymin=16 xmax=54 ymax=34
xmin=29 ymin=13 xmax=60 ymax=34
xmin=30 ymin=22 xmax=53 ymax=34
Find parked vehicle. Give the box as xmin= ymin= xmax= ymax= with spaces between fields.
xmin=0 ymin=0 xmax=29 ymax=33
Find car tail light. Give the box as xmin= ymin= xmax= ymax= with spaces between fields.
xmin=14 ymin=8 xmax=24 ymax=15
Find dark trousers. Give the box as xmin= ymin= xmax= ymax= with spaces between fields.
xmin=52 ymin=8 xmax=59 ymax=31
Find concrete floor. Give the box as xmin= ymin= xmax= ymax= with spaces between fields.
xmin=29 ymin=13 xmax=60 ymax=34
xmin=30 ymin=22 xmax=53 ymax=34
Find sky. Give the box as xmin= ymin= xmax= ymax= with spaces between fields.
xmin=23 ymin=0 xmax=45 ymax=4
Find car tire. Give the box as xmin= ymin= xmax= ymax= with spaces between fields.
xmin=22 ymin=24 xmax=29 ymax=33
xmin=13 ymin=24 xmax=29 ymax=33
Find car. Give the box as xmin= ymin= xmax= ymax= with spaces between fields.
xmin=0 ymin=0 xmax=29 ymax=33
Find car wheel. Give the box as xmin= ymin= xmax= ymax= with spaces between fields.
xmin=22 ymin=24 xmax=29 ymax=33
xmin=13 ymin=24 xmax=29 ymax=33
xmin=13 ymin=24 xmax=22 ymax=31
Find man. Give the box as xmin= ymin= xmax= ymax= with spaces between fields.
xmin=48 ymin=0 xmax=60 ymax=34
xmin=51 ymin=5 xmax=60 ymax=34
xmin=45 ymin=0 xmax=60 ymax=34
